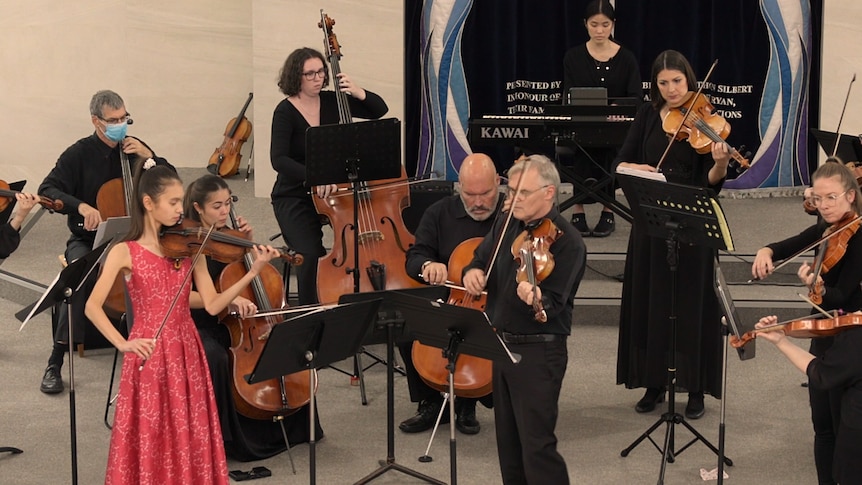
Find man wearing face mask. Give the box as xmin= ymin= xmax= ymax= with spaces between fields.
xmin=36 ymin=89 xmax=175 ymax=394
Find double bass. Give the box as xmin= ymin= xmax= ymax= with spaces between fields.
xmin=313 ymin=12 xmax=421 ymax=303
xmin=217 ymin=206 xmax=314 ymax=419
xmin=208 ymin=93 xmax=253 ymax=178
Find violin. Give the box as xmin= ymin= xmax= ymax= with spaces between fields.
xmin=511 ymin=218 xmax=562 ymax=322
xmin=160 ymin=218 xmax=303 ymax=266
xmin=217 ymin=206 xmax=314 ymax=419
xmin=808 ymin=212 xmax=862 ymax=304
xmin=412 ymin=238 xmax=493 ymax=398
xmin=0 ymin=180 xmax=63 ymax=213
xmin=730 ymin=312 xmax=862 ymax=348
xmin=208 ymin=93 xmax=253 ymax=178
xmin=313 ymin=12 xmax=421 ymax=303
xmin=662 ymin=91 xmax=750 ymax=170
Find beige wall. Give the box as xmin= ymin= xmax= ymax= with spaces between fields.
xmin=0 ymin=1 xmax=857 ymax=196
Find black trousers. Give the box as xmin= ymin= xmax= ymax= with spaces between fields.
xmin=53 ymin=237 xmax=95 ymax=345
xmin=272 ymin=196 xmax=326 ymax=305
xmin=493 ymin=338 xmax=569 ymax=485
xmin=809 ymin=338 xmax=842 ymax=485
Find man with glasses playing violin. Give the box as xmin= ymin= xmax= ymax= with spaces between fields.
xmin=36 ymin=89 xmax=174 ymax=394
xmin=398 ymin=153 xmax=503 ymax=435
xmin=752 ymin=161 xmax=862 ymax=485
xmin=463 ymin=154 xmax=586 ymax=485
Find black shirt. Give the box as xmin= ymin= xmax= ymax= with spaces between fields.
xmin=38 ymin=133 xmax=173 ymax=243
xmin=404 ymin=194 xmax=503 ymax=282
xmin=0 ymin=224 xmax=20 ymax=259
xmin=269 ymin=90 xmax=388 ymax=199
xmin=465 ymin=207 xmax=586 ymax=335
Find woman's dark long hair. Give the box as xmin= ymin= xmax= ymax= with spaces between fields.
xmin=649 ymin=50 xmax=698 ymax=109
xmin=184 ymin=174 xmax=231 ymax=224
xmin=125 ymin=161 xmax=182 ymax=241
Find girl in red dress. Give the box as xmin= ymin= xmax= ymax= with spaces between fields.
xmin=85 ymin=162 xmax=279 ymax=484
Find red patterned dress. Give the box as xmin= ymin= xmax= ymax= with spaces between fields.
xmin=105 ymin=241 xmax=228 ymax=484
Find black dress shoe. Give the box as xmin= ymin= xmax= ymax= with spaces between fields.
xmin=455 ymin=401 xmax=480 ymax=435
xmin=592 ymin=212 xmax=615 ymax=237
xmin=40 ymin=365 xmax=64 ymax=394
xmin=571 ymin=213 xmax=591 ymax=237
xmin=635 ymin=387 xmax=665 ymax=413
xmin=399 ymin=399 xmax=447 ymax=433
xmin=685 ymin=392 xmax=705 ymax=419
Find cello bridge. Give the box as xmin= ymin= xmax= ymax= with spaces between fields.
xmin=357 ymin=231 xmax=384 ymax=245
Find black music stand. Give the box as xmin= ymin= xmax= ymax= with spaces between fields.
xmin=386 ymin=290 xmax=520 ymax=485
xmin=306 ymin=118 xmax=403 ymax=403
xmin=712 ymin=264 xmax=754 ymax=484
xmin=811 ymin=128 xmax=862 ymax=162
xmin=247 ymin=300 xmax=382 ymax=485
xmin=16 ymin=240 xmax=111 ymax=485
xmin=338 ymin=287 xmax=449 ymax=485
xmin=615 ymin=173 xmax=733 ymax=484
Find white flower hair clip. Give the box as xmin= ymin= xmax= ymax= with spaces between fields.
xmin=143 ymin=158 xmax=156 ymax=170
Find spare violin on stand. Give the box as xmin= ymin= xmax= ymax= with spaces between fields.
xmin=208 ymin=93 xmax=253 ymax=178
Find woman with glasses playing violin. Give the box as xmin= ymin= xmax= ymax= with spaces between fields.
xmin=0 ymin=192 xmax=39 ymax=258
xmin=751 ymin=161 xmax=862 ymax=485
xmin=270 ymin=47 xmax=388 ymax=305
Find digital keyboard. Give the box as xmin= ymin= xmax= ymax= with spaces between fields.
xmin=468 ymin=112 xmax=634 ymax=148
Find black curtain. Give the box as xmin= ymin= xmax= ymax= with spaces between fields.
xmin=405 ymin=0 xmax=820 ymax=182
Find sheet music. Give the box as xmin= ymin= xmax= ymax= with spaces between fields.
xmin=709 ymin=198 xmax=735 ymax=251
xmin=616 ymin=165 xmax=667 ymax=182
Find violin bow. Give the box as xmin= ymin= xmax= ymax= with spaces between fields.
xmin=140 ymin=223 xmax=216 ymax=371
xmin=484 ymin=156 xmax=531 ymax=281
xmin=830 ymin=73 xmax=856 ymax=158
xmin=748 ymin=214 xmax=862 ymax=282
xmin=655 ymin=59 xmax=719 ymax=172
xmin=796 ymin=292 xmax=837 ymax=319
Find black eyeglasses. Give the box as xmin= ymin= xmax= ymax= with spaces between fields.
xmin=99 ymin=113 xmax=132 ymax=125
xmin=302 ymin=68 xmax=326 ymax=80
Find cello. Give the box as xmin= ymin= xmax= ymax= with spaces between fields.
xmin=411 ymin=238 xmax=494 ymax=398
xmin=217 ymin=206 xmax=314 ymax=420
xmin=208 ymin=93 xmax=253 ymax=178
xmin=313 ymin=12 xmax=421 ymax=303
xmin=96 ymin=146 xmax=136 ymax=319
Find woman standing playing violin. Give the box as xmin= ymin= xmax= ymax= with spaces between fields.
xmin=754 ymin=313 xmax=862 ymax=485
xmin=85 ymin=163 xmax=280 ymax=484
xmin=751 ymin=162 xmax=862 ymax=485
xmin=184 ymin=174 xmax=322 ymax=461
xmin=270 ymin=47 xmax=388 ymax=305
xmin=613 ymin=50 xmax=732 ymax=419
xmin=463 ymin=155 xmax=586 ymax=484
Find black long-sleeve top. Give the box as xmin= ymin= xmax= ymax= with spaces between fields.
xmin=269 ymin=90 xmax=388 ymax=200
xmin=562 ymin=43 xmax=642 ymax=102
xmin=765 ymin=223 xmax=862 ymax=315
xmin=0 ymin=224 xmax=20 ymax=259
xmin=38 ymin=133 xmax=173 ymax=243
xmin=404 ymin=195 xmax=503 ymax=283
xmin=807 ymin=326 xmax=862 ymax=430
xmin=464 ymin=207 xmax=586 ymax=335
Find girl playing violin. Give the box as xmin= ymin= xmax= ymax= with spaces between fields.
xmin=754 ymin=313 xmax=862 ymax=485
xmin=751 ymin=161 xmax=862 ymax=485
xmin=0 ymin=192 xmax=40 ymax=259
xmin=184 ymin=174 xmax=321 ymax=461
xmin=84 ymin=162 xmax=280 ymax=484
xmin=613 ymin=50 xmax=731 ymax=420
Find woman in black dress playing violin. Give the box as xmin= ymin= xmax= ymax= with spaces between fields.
xmin=751 ymin=161 xmax=862 ymax=485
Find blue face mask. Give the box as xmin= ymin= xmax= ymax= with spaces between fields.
xmin=103 ymin=121 xmax=128 ymax=142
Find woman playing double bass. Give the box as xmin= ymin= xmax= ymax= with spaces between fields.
xmin=185 ymin=175 xmax=322 ymax=461
xmin=270 ymin=47 xmax=388 ymax=305
xmin=751 ymin=162 xmax=862 ymax=485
